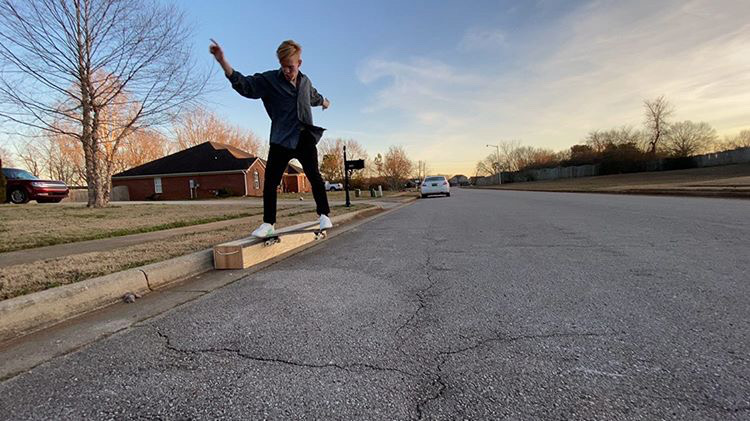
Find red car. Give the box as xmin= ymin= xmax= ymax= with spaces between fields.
xmin=2 ymin=168 xmax=70 ymax=204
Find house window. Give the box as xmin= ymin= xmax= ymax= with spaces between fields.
xmin=154 ymin=177 xmax=162 ymax=194
xmin=253 ymin=170 xmax=260 ymax=189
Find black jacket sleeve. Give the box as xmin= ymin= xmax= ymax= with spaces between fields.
xmin=310 ymin=85 xmax=325 ymax=107
xmin=227 ymin=70 xmax=269 ymax=99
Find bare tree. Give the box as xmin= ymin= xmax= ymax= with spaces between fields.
xmin=476 ymin=154 xmax=499 ymax=176
xmin=498 ymin=140 xmax=522 ymax=171
xmin=382 ymin=146 xmax=413 ymax=190
xmin=721 ymin=129 xmax=750 ymax=150
xmin=644 ymin=96 xmax=674 ymax=155
xmin=46 ymin=132 xmax=84 ymax=185
xmin=14 ymin=141 xmax=43 ymax=176
xmin=664 ymin=121 xmax=717 ymax=158
xmin=586 ymin=126 xmax=646 ymax=153
xmin=318 ymin=138 xmax=368 ymax=183
xmin=173 ymin=106 xmax=261 ymax=155
xmin=585 ymin=130 xmax=608 ymax=154
xmin=13 ymin=132 xmax=85 ymax=184
xmin=414 ymin=160 xmax=430 ymax=180
xmin=476 ymin=140 xmax=549 ymax=175
xmin=114 ymin=128 xmax=168 ymax=175
xmin=514 ymin=146 xmax=559 ymax=170
xmin=0 ymin=144 xmax=14 ymax=167
xmin=0 ymin=0 xmax=208 ymax=207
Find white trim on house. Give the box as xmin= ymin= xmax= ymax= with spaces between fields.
xmin=242 ymin=170 xmax=248 ymax=196
xmin=247 ymin=159 xmax=265 ymax=194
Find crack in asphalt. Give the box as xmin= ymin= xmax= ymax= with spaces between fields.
xmin=391 ymin=236 xmax=455 ymax=420
xmin=395 ymin=245 xmax=442 ymax=342
xmin=156 ymin=329 xmax=417 ymax=378
xmin=414 ymin=331 xmax=613 ymax=419
xmin=415 ymin=356 xmax=448 ymax=420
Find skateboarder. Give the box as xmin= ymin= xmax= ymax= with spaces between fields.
xmin=209 ymin=39 xmax=332 ymax=238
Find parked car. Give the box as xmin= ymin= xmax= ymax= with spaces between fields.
xmin=325 ymin=181 xmax=344 ymax=191
xmin=2 ymin=168 xmax=69 ymax=204
xmin=420 ymin=176 xmax=450 ymax=198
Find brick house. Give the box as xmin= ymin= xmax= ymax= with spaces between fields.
xmin=281 ymin=163 xmax=312 ymax=193
xmin=112 ymin=142 xmax=312 ymax=200
xmin=112 ymin=142 xmax=266 ymax=200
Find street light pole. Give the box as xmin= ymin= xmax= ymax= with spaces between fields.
xmin=486 ymin=144 xmax=502 ymax=185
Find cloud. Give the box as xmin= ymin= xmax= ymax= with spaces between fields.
xmin=357 ymin=57 xmax=482 ymax=113
xmin=357 ymin=0 xmax=750 ymax=175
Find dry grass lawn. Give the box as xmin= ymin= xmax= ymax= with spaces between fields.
xmin=0 ymin=203 xmax=292 ymax=253
xmin=473 ymin=164 xmax=750 ymax=193
xmin=0 ymin=204 xmax=372 ymax=300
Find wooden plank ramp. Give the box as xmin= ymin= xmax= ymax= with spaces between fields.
xmin=213 ymin=221 xmax=322 ymax=270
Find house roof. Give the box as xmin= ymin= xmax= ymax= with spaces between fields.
xmin=113 ymin=141 xmax=260 ymax=178
xmin=285 ymin=163 xmax=305 ymax=175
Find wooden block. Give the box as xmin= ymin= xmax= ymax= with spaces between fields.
xmin=213 ymin=226 xmax=322 ymax=270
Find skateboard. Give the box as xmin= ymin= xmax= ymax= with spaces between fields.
xmin=260 ymin=226 xmax=328 ymax=246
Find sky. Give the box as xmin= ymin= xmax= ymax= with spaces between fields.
xmin=60 ymin=0 xmax=750 ymax=176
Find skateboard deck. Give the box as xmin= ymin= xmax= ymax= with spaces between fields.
xmin=261 ymin=226 xmax=327 ymax=246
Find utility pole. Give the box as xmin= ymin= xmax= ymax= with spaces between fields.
xmin=486 ymin=144 xmax=502 ymax=184
xmin=343 ymin=145 xmax=351 ymax=207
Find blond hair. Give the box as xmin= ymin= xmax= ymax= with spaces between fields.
xmin=276 ymin=40 xmax=302 ymax=62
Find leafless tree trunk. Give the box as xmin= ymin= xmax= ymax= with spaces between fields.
xmin=644 ymin=96 xmax=674 ymax=155
xmin=0 ymin=0 xmax=208 ymax=207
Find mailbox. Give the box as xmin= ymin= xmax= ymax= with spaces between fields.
xmin=345 ymin=159 xmax=365 ymax=170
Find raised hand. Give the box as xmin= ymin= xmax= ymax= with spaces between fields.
xmin=209 ymin=38 xmax=233 ymax=76
xmin=209 ymin=38 xmax=224 ymax=62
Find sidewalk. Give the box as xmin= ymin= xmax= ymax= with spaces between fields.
xmin=0 ymin=199 xmax=413 ymax=268
xmin=0 ymin=216 xmax=260 ymax=267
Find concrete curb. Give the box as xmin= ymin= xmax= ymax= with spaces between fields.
xmin=139 ymin=249 xmax=214 ymax=290
xmin=0 ymin=206 xmax=379 ymax=343
xmin=0 ymin=269 xmax=150 ymax=342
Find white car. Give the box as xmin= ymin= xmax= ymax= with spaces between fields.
xmin=325 ymin=181 xmax=343 ymax=191
xmin=420 ymin=176 xmax=450 ymax=198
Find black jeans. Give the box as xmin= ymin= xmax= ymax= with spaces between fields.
xmin=263 ymin=131 xmax=330 ymax=224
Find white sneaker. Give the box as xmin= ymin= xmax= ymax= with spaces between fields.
xmin=319 ymin=214 xmax=333 ymax=230
xmin=252 ymin=222 xmax=275 ymax=238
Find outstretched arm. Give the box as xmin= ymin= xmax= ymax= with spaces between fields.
xmin=209 ymin=38 xmax=267 ymax=99
xmin=209 ymin=38 xmax=233 ymax=77
xmin=310 ymin=86 xmax=330 ymax=110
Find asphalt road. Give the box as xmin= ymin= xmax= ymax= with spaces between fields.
xmin=1 ymin=189 xmax=748 ymax=420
